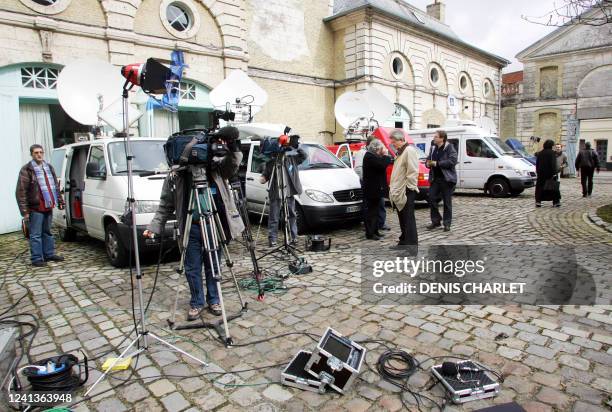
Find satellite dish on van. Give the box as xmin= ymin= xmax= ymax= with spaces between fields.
xmin=364 ymin=88 xmax=394 ymax=123
xmin=476 ymin=116 xmax=497 ymax=135
xmin=334 ymin=91 xmax=370 ymax=129
xmin=57 ymin=59 xmax=126 ymax=126
xmin=334 ymin=88 xmax=394 ymax=128
xmin=210 ymin=70 xmax=268 ymax=115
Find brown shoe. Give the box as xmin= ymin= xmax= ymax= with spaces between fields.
xmin=208 ymin=303 xmax=222 ymax=316
xmin=187 ymin=307 xmax=204 ymax=321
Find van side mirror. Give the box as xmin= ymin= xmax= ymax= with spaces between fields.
xmin=86 ymin=162 xmax=106 ymax=179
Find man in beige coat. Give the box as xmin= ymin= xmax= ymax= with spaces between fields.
xmin=388 ymin=130 xmax=419 ymax=250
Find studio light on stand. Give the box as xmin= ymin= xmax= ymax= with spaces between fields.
xmin=57 ymin=57 xmax=209 ymax=399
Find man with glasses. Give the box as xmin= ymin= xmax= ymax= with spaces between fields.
xmin=16 ymin=144 xmax=65 ymax=267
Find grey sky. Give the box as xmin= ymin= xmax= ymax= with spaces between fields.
xmin=408 ymin=0 xmax=560 ymax=72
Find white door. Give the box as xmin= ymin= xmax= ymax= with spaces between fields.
xmin=335 ymin=143 xmax=353 ymax=168
xmin=461 ymin=136 xmax=497 ymax=189
xmin=245 ymin=142 xmax=268 ymax=214
xmin=82 ymin=145 xmax=107 ymax=238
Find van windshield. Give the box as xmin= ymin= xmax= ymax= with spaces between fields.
xmin=485 ymin=136 xmax=517 ymax=156
xmin=299 ymin=144 xmax=346 ymax=170
xmin=109 ymin=141 xmax=169 ymax=175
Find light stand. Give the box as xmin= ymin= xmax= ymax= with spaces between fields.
xmin=84 ymin=77 xmax=208 ymax=398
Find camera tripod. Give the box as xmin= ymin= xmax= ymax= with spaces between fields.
xmin=256 ymin=151 xmax=311 ymax=274
xmin=167 ymin=166 xmax=247 ymax=347
xmin=230 ymin=177 xmax=266 ymax=300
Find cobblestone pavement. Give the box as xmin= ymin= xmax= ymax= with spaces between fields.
xmin=1 ymin=176 xmax=611 ymax=412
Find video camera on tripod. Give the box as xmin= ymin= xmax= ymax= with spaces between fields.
xmin=260 ymin=132 xmax=301 ymax=156
xmin=163 ymin=127 xmax=241 ymax=167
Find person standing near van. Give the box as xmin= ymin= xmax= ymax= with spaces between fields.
xmin=388 ymin=130 xmax=419 ymax=250
xmin=354 ymin=137 xmax=390 ymax=232
xmin=426 ymin=130 xmax=458 ymax=231
xmin=535 ymin=140 xmax=561 ymax=207
xmin=362 ymin=139 xmax=392 ymax=240
xmin=260 ymin=139 xmax=307 ymax=247
xmin=15 ymin=144 xmax=65 ymax=267
xmin=575 ymin=142 xmax=600 ymax=197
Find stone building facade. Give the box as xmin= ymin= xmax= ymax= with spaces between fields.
xmin=502 ymin=5 xmax=612 ymax=171
xmin=0 ymin=0 xmax=506 ymax=232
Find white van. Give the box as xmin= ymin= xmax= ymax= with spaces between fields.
xmin=50 ymin=137 xmax=174 ymax=267
xmin=410 ymin=123 xmax=536 ymax=197
xmin=235 ymin=125 xmax=363 ymax=231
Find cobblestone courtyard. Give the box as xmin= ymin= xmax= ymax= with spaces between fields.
xmin=1 ymin=176 xmax=611 ymax=412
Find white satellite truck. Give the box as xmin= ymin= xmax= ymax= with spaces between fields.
xmin=410 ymin=119 xmax=536 ymax=197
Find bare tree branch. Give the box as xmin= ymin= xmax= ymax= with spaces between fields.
xmin=522 ymin=0 xmax=612 ymax=27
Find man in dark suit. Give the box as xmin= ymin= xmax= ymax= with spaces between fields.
xmin=362 ymin=139 xmax=392 ymax=240
xmin=575 ymin=142 xmax=600 ymax=197
xmin=426 ymin=130 xmax=458 ymax=232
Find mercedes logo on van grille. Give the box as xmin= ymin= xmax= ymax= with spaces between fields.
xmin=349 ymin=190 xmax=356 ymax=200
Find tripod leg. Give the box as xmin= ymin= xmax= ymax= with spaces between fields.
xmin=196 ymin=188 xmax=232 ymax=344
xmin=170 ymin=190 xmax=195 ymax=327
xmin=210 ymin=199 xmax=246 ymax=309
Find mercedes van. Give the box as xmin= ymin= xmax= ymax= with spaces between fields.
xmin=50 ymin=137 xmax=175 ymax=267
xmin=410 ymin=122 xmax=536 ymax=197
xmin=235 ymin=124 xmax=363 ymax=231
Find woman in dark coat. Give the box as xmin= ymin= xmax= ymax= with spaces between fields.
xmin=362 ymin=139 xmax=392 ymax=240
xmin=535 ymin=139 xmax=560 ymax=207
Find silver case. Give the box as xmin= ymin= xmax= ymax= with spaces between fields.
xmin=305 ymin=327 xmax=365 ymax=394
xmin=280 ymin=350 xmax=325 ymax=393
xmin=431 ymin=361 xmax=500 ymax=404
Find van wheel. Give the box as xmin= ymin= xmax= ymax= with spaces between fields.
xmin=488 ymin=178 xmax=510 ymax=197
xmin=105 ymin=223 xmax=128 ymax=267
xmin=59 ymin=227 xmax=77 ymax=242
xmin=296 ymin=204 xmax=308 ymax=234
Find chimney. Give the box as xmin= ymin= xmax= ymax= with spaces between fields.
xmin=426 ymin=0 xmax=445 ymax=23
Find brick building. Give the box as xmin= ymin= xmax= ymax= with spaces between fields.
xmin=0 ymin=0 xmax=506 ymax=232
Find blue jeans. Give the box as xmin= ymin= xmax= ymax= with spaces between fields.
xmin=29 ymin=211 xmax=55 ymax=263
xmin=185 ymin=223 xmax=220 ymax=308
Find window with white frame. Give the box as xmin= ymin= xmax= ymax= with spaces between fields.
xmin=21 ymin=67 xmax=60 ymax=89
xmin=179 ymin=82 xmax=196 ymax=100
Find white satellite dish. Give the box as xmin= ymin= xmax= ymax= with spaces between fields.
xmin=98 ymin=99 xmax=143 ymax=132
xmin=57 ymin=59 xmax=125 ymax=126
xmin=364 ymin=88 xmax=395 ymax=123
xmin=210 ymin=70 xmax=268 ymax=115
xmin=476 ymin=116 xmax=497 ymax=135
xmin=334 ymin=88 xmax=395 ymax=128
xmin=334 ymin=91 xmax=370 ymax=129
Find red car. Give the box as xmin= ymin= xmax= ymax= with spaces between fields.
xmin=326 ymin=127 xmax=430 ymax=201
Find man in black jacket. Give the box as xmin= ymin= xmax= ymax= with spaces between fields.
xmin=362 ymin=139 xmax=392 ymax=240
xmin=426 ymin=130 xmax=458 ymax=231
xmin=575 ymin=142 xmax=600 ymax=197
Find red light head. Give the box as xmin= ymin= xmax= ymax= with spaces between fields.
xmin=278 ymin=134 xmax=289 ymax=146
xmin=120 ymin=63 xmax=145 ymax=87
